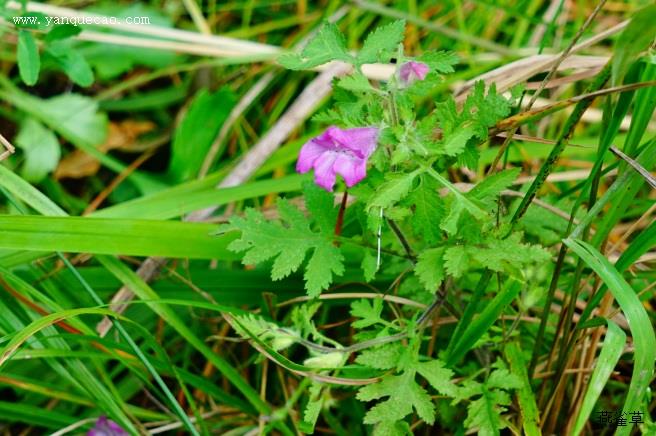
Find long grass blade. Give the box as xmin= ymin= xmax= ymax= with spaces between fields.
xmin=564 ymin=238 xmax=655 ymax=436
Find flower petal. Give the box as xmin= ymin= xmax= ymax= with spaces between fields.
xmin=313 ymin=151 xmax=338 ymax=191
xmin=399 ymin=61 xmax=429 ymax=84
xmin=296 ymin=139 xmax=328 ymax=173
xmin=333 ymin=153 xmax=367 ymax=187
xmin=331 ymin=127 xmax=379 ymax=158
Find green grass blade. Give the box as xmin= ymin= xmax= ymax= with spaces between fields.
xmin=572 ymin=320 xmax=626 ymax=436
xmin=504 ymin=341 xmax=541 ymax=436
xmin=0 ymin=307 xmax=116 ymax=368
xmin=0 ymin=216 xmax=239 ymax=260
xmin=0 ymin=164 xmax=272 ymax=419
xmin=446 ymin=280 xmax=521 ymax=366
xmin=564 ymin=238 xmax=656 ymax=436
xmin=93 ymin=173 xmax=308 ymax=219
xmin=97 ymin=255 xmax=273 ymax=415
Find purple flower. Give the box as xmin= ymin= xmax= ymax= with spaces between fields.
xmin=399 ymin=61 xmax=429 ymax=84
xmin=88 ymin=416 xmax=128 ymax=436
xmin=296 ymin=126 xmax=379 ymax=191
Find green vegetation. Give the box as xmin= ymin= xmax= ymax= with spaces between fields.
xmin=0 ymin=1 xmax=655 ymax=435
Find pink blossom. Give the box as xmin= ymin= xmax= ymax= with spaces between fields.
xmin=399 ymin=61 xmax=429 ymax=84
xmin=296 ymin=126 xmax=379 ymax=191
xmin=88 ymin=416 xmax=127 ymax=436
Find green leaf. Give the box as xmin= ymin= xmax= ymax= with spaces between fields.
xmin=232 ymin=314 xmax=299 ymax=351
xmin=350 ymin=298 xmax=384 ymax=328
xmin=44 ymin=24 xmax=81 ymax=42
xmin=12 ymin=12 xmax=49 ymax=30
xmin=414 ymin=360 xmax=457 ymax=397
xmin=463 ymin=81 xmax=510 ymax=138
xmin=17 ymin=30 xmax=40 ymax=86
xmin=373 ymin=420 xmax=411 ymax=436
xmin=487 ymin=360 xmax=522 ymax=390
xmin=95 ymin=173 xmax=308 ymax=220
xmin=464 ymin=389 xmax=512 ymax=436
xmin=468 ymin=167 xmax=520 ymax=211
xmin=612 ymin=4 xmax=656 ymax=85
xmin=446 ymin=280 xmax=522 ymax=365
xmin=443 ymin=245 xmax=468 ymax=278
xmin=35 ymin=94 xmax=107 ymax=147
xmin=169 ymin=88 xmax=236 ymax=181
xmin=14 ymin=118 xmax=60 ymax=182
xmin=301 ymin=383 xmax=324 ymax=433
xmin=0 ymin=307 xmax=116 ymax=369
xmin=444 ymin=232 xmax=550 ymax=279
xmin=356 ymin=343 xmax=404 ymax=370
xmin=305 ymin=243 xmax=344 ymax=296
xmin=440 ymin=197 xmax=465 ymax=236
xmin=440 ymin=126 xmax=475 ymax=156
xmin=303 ymin=181 xmax=338 ymax=234
xmin=225 ymin=198 xmax=344 ymax=297
xmin=415 ymin=247 xmax=446 ymax=291
xmin=0 ymin=216 xmax=239 ymax=260
xmin=564 ymin=238 xmax=656 ymax=436
xmin=408 ymin=176 xmax=443 ymax=244
xmin=367 ymin=170 xmax=419 ymax=211
xmin=80 ymin=4 xmax=180 ymax=80
xmin=417 ymin=50 xmax=459 ymax=73
xmin=337 ymin=72 xmax=374 ymax=93
xmin=357 ymin=371 xmax=435 ymax=425
xmin=0 ymin=165 xmax=269 ymax=418
xmin=45 ymin=40 xmax=94 ymax=87
xmin=278 ymin=22 xmax=352 ymax=70
xmin=504 ymin=342 xmax=541 ymax=436
xmin=361 ymin=250 xmax=378 ymax=282
xmin=426 ymin=168 xmax=487 ymax=220
xmin=356 ymin=19 xmax=405 ymax=65
xmin=572 ymin=320 xmax=626 ymax=436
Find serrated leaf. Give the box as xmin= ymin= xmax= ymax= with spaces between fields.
xmin=472 ymin=232 xmax=550 ymax=276
xmin=440 ymin=126 xmax=475 ymax=156
xmin=464 ymin=389 xmax=511 ymax=436
xmin=414 ymin=360 xmax=457 ymax=397
xmin=373 ymin=420 xmax=412 ymax=436
xmin=17 ymin=30 xmax=40 ymax=86
xmin=226 ymin=198 xmax=344 ymax=297
xmin=278 ymin=22 xmax=352 ymax=70
xmin=444 ymin=245 xmax=468 ymax=278
xmin=487 ymin=361 xmax=522 ymax=390
xmin=357 ymin=19 xmax=406 ymax=65
xmin=356 ymin=343 xmax=404 ymax=370
xmin=301 ymin=383 xmax=323 ymax=433
xmin=305 ymin=244 xmax=344 ymax=297
xmin=303 ymin=181 xmax=338 ymax=234
xmin=408 ymin=177 xmax=444 ymax=244
xmin=337 ymin=71 xmax=374 ymax=93
xmin=351 ymin=298 xmax=384 ymax=328
xmin=414 ymin=247 xmax=446 ymax=291
xmin=468 ymin=167 xmax=520 ymax=211
xmin=367 ymin=171 xmax=419 ymax=211
xmin=361 ymin=250 xmax=378 ymax=282
xmin=440 ymin=197 xmax=465 ymax=236
xmin=463 ymin=81 xmax=510 ymax=137
xmin=358 ymin=372 xmax=435 ymax=425
xmin=418 ymin=50 xmax=459 ymax=73
xmin=444 ymin=232 xmax=549 ymax=279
